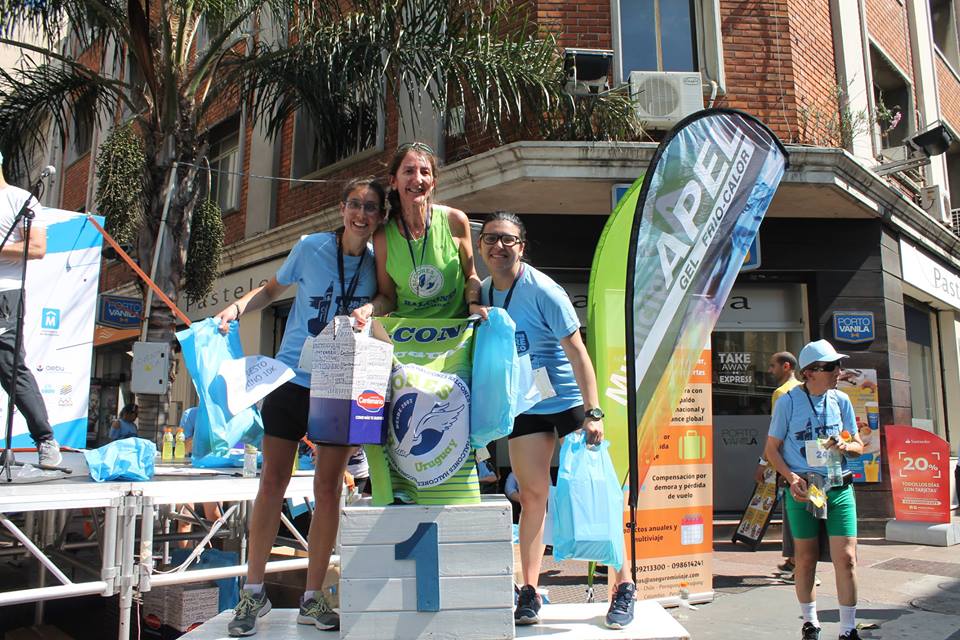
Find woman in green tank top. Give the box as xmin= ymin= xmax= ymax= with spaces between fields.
xmin=353 ymin=142 xmax=484 ymax=322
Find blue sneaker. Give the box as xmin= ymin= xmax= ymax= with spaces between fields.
xmin=605 ymin=582 xmax=636 ymax=629
xmin=514 ymin=585 xmax=541 ymax=625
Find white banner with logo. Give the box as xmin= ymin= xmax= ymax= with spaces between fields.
xmin=0 ymin=210 xmax=103 ymax=448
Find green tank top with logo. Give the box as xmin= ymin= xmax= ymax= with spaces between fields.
xmin=385 ymin=207 xmax=467 ymax=318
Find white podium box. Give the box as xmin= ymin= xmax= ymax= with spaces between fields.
xmin=338 ymin=496 xmax=514 ymax=640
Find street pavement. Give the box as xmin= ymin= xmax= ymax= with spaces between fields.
xmin=539 ymin=519 xmax=960 ymax=639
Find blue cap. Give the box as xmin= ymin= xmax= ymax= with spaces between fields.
xmin=798 ymin=339 xmax=848 ymax=370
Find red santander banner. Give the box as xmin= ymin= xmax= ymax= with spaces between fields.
xmin=884 ymin=425 xmax=951 ymax=524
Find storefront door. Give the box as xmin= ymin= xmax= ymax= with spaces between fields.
xmin=711 ymin=284 xmax=806 ymax=511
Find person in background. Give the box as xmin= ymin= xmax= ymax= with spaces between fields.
xmin=0 ymin=153 xmax=60 ymax=467
xmin=755 ymin=352 xmax=803 ymax=581
xmin=214 ymin=177 xmax=386 ymax=636
xmin=475 ymin=211 xmax=636 ymax=630
xmin=108 ymin=404 xmax=139 ymax=441
xmin=764 ymin=340 xmax=864 ymax=640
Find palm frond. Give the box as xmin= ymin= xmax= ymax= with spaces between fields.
xmin=0 ymin=56 xmax=125 ymax=180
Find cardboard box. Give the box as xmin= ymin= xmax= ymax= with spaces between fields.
xmin=140 ymin=583 xmax=220 ymax=633
xmin=308 ymin=317 xmax=393 ymax=445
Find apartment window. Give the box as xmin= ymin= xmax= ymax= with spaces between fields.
xmin=870 ymin=45 xmax=913 ymax=151
xmin=292 ymin=102 xmax=380 ymax=179
xmin=207 ymin=119 xmax=240 ymax=212
xmin=64 ymin=115 xmax=93 ymax=165
xmin=930 ymin=0 xmax=960 ymax=70
xmin=612 ymin=0 xmax=723 ymax=86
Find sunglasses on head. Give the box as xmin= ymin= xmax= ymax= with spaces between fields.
xmin=397 ymin=141 xmax=436 ymax=156
xmin=480 ymin=232 xmax=523 ymax=247
xmin=808 ymin=362 xmax=843 ymax=372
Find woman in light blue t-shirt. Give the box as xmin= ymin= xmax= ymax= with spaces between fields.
xmin=213 ymin=177 xmax=385 ymax=636
xmin=476 ymin=212 xmax=636 ymax=630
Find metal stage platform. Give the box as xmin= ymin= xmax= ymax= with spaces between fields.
xmin=184 ymin=602 xmax=690 ymax=639
xmin=0 ymin=451 xmax=318 ymax=639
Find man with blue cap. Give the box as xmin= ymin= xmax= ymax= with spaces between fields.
xmin=764 ymin=339 xmax=865 ymax=640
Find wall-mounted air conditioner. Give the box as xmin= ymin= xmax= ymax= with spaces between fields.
xmin=628 ymin=71 xmax=704 ymax=129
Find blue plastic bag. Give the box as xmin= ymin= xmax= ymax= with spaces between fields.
xmin=471 ymin=308 xmax=543 ymax=448
xmin=552 ymin=431 xmax=624 ymax=570
xmin=84 ymin=438 xmax=156 ymax=482
xmin=176 ymin=318 xmax=264 ymax=465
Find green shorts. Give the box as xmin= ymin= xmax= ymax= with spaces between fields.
xmin=785 ymin=483 xmax=857 ymax=539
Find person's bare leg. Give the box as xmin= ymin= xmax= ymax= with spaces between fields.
xmin=244 ymin=435 xmax=297 ymax=585
xmin=508 ymin=432 xmax=556 ymax=588
xmin=304 ymin=445 xmax=353 ymax=591
xmin=793 ymin=537 xmax=819 ymax=604
xmin=829 ymin=535 xmax=858 ymax=606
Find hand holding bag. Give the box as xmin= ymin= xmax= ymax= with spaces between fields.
xmin=551 ymin=431 xmax=624 ymax=570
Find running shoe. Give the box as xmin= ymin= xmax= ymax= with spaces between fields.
xmin=37 ymin=439 xmax=61 ymax=467
xmin=605 ymin=582 xmax=636 ymax=629
xmin=839 ymin=630 xmax=861 ymax=640
xmin=227 ymin=589 xmax=271 ymax=637
xmin=297 ymin=595 xmax=339 ymax=631
xmin=514 ymin=584 xmax=542 ymax=625
xmin=801 ymin=622 xmax=821 ymax=640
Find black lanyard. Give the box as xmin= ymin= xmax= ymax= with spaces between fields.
xmin=802 ymin=385 xmax=828 ymax=431
xmin=487 ymin=265 xmax=524 ymax=311
xmin=398 ymin=210 xmax=431 ymax=284
xmin=335 ymin=231 xmax=365 ymax=315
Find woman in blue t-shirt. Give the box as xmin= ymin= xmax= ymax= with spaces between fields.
xmin=476 ymin=212 xmax=636 ymax=630
xmin=213 ymin=177 xmax=385 ymax=636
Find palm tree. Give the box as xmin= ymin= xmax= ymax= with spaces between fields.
xmin=0 ymin=0 xmax=639 ymax=430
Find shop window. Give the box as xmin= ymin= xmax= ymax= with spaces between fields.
xmin=291 ymin=102 xmax=381 ymax=179
xmin=930 ymin=0 xmax=960 ymax=70
xmin=611 ymin=0 xmax=723 ymax=86
xmin=207 ymin=118 xmax=240 ymax=212
xmin=904 ymin=302 xmax=943 ymax=436
xmin=870 ymin=45 xmax=913 ymax=152
xmin=712 ymin=331 xmax=806 ymax=416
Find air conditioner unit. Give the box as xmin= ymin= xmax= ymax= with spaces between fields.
xmin=920 ymin=184 xmax=949 ymax=221
xmin=628 ymin=71 xmax=703 ymax=129
xmin=952 ymin=207 xmax=960 ymax=236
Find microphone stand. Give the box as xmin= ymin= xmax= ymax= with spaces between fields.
xmin=1 ymin=174 xmax=48 ymax=481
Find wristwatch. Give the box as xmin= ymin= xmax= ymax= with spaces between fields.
xmin=585 ymin=407 xmax=604 ymax=420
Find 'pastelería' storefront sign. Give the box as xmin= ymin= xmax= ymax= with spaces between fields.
xmin=833 ymin=311 xmax=875 ymax=344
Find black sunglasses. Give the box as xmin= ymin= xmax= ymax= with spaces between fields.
xmin=808 ymin=362 xmax=843 ymax=372
xmin=480 ymin=232 xmax=523 ymax=247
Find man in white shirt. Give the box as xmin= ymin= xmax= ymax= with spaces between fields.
xmin=0 ymin=155 xmax=60 ymax=467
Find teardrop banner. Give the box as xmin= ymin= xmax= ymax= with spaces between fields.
xmin=622 ymin=109 xmax=788 ymax=579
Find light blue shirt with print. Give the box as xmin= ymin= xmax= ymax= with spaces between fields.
xmin=482 ymin=265 xmax=581 ymax=414
xmin=275 ymin=232 xmax=377 ymax=387
xmin=768 ymin=385 xmax=857 ymax=478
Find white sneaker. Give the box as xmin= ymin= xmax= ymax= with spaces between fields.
xmin=37 ymin=439 xmax=62 ymax=467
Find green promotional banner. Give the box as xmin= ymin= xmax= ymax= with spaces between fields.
xmin=365 ymin=317 xmax=480 ymax=505
xmin=587 ymin=180 xmax=645 ymax=484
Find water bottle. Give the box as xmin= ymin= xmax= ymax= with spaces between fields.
xmin=161 ymin=427 xmax=174 ymax=462
xmin=173 ymin=427 xmax=186 ymax=461
xmin=243 ymin=444 xmax=258 ymax=478
xmin=827 ymin=436 xmax=843 ymax=488
xmin=677 ymin=581 xmax=692 ymax=620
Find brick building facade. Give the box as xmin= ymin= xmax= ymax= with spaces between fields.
xmin=49 ymin=0 xmax=960 ymax=516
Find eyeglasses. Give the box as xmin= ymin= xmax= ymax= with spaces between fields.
xmin=344 ymin=199 xmax=382 ymax=215
xmin=397 ymin=141 xmax=436 ymax=156
xmin=480 ymin=232 xmax=523 ymax=247
xmin=807 ymin=362 xmax=842 ymax=373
